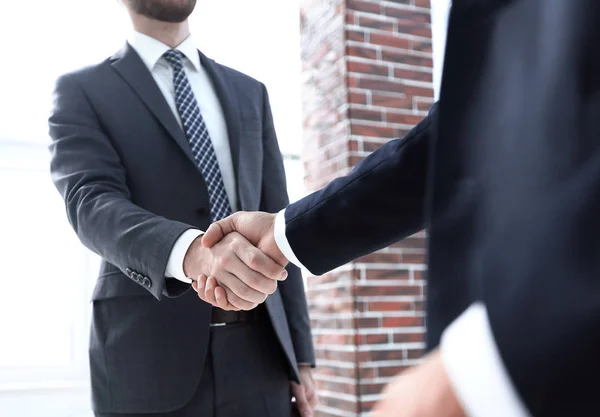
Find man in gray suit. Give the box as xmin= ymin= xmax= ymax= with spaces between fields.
xmin=48 ymin=1 xmax=316 ymax=416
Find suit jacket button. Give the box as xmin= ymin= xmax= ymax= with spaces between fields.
xmin=126 ymin=268 xmax=132 ymax=277
xmin=143 ymin=277 xmax=152 ymax=288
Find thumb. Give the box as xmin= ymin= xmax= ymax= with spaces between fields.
xmin=201 ymin=214 xmax=238 ymax=248
xmin=292 ymin=383 xmax=313 ymax=417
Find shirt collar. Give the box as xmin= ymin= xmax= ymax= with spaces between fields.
xmin=127 ymin=31 xmax=201 ymax=72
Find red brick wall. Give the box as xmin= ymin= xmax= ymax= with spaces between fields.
xmin=299 ymin=1 xmax=434 ymax=415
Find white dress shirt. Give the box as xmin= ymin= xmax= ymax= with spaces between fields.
xmin=274 ymin=210 xmax=531 ymax=417
xmin=128 ymin=31 xmax=236 ymax=283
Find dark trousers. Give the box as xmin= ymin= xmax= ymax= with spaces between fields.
xmin=96 ymin=315 xmax=293 ymax=417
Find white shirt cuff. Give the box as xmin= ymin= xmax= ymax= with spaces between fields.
xmin=440 ymin=303 xmax=531 ymax=417
xmin=274 ymin=209 xmax=306 ymax=269
xmin=165 ymin=229 xmax=203 ymax=284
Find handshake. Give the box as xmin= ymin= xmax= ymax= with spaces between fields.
xmin=182 ymin=211 xmax=286 ymax=311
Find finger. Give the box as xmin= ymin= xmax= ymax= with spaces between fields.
xmin=307 ymin=387 xmax=318 ymax=409
xmin=218 ymin=280 xmax=261 ymax=310
xmin=203 ymin=279 xmax=239 ymax=311
xmin=202 ymin=214 xmax=240 ymax=248
xmin=214 ymin=285 xmax=235 ymax=310
xmin=234 ymin=240 xmax=288 ymax=282
xmin=201 ymin=276 xmax=222 ymax=307
xmin=195 ymin=274 xmax=207 ymax=292
xmin=217 ymin=280 xmax=259 ymax=311
xmin=215 ymin=282 xmax=248 ymax=311
xmin=193 ymin=275 xmax=209 ymax=302
xmin=204 ymin=276 xmax=219 ymax=306
xmin=216 ymin=256 xmax=271 ymax=304
xmin=229 ymin=250 xmax=282 ymax=294
xmin=291 ymin=383 xmax=312 ymax=417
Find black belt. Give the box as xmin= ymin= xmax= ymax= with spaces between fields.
xmin=210 ymin=307 xmax=259 ymax=326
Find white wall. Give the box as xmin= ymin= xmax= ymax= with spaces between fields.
xmin=190 ymin=0 xmax=306 ymax=202
xmin=192 ymin=0 xmax=304 ymax=157
xmin=0 ymin=388 xmax=91 ymax=417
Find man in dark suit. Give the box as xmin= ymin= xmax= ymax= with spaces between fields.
xmin=48 ymin=1 xmax=316 ymax=416
xmin=198 ymin=1 xmax=600 ymax=416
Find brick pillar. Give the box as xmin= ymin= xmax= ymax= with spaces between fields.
xmin=299 ymin=1 xmax=434 ymax=415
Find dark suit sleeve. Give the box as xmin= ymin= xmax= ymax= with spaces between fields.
xmin=48 ymin=73 xmax=191 ymax=300
xmin=258 ymin=84 xmax=316 ymax=366
xmin=284 ymin=103 xmax=437 ymax=276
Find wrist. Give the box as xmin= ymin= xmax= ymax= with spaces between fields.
xmin=266 ymin=214 xmax=287 ymax=265
xmin=183 ymin=236 xmax=207 ymax=279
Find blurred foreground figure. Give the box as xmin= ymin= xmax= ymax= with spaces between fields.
xmin=200 ymin=1 xmax=600 ymax=416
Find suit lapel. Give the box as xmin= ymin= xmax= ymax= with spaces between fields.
xmin=198 ymin=52 xmax=244 ymax=208
xmin=110 ymin=44 xmax=249 ymax=210
xmin=110 ymin=44 xmax=198 ymax=167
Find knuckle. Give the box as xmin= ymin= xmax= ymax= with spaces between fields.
xmin=227 ymin=293 xmax=242 ymax=308
xmin=218 ymin=255 xmax=231 ymax=269
xmin=229 ymin=235 xmax=241 ymax=247
xmin=238 ymin=285 xmax=252 ymax=299
xmin=232 ymin=298 xmax=251 ymax=311
xmin=246 ymin=252 xmax=256 ymax=267
xmin=246 ymin=273 xmax=262 ymax=290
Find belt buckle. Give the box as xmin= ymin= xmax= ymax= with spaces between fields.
xmin=210 ymin=308 xmax=236 ymax=327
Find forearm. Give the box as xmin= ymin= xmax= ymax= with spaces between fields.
xmin=63 ymin=183 xmax=192 ymax=299
xmin=284 ymin=105 xmax=435 ymax=275
xmin=49 ymin=73 xmax=194 ymax=299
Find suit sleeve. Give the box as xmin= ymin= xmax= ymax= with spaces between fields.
xmin=284 ymin=103 xmax=437 ymax=276
xmin=48 ymin=73 xmax=191 ymax=300
xmin=258 ymin=84 xmax=316 ymax=366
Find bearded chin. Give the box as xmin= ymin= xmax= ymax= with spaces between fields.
xmin=126 ymin=0 xmax=196 ymax=23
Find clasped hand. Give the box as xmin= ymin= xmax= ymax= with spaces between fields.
xmin=186 ymin=213 xmax=466 ymax=417
xmin=183 ymin=212 xmax=284 ymax=311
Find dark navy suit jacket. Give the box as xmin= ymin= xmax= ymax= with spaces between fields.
xmin=282 ymin=1 xmax=600 ymax=415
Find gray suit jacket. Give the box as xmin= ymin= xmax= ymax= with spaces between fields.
xmin=48 ymin=44 xmax=315 ymax=414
